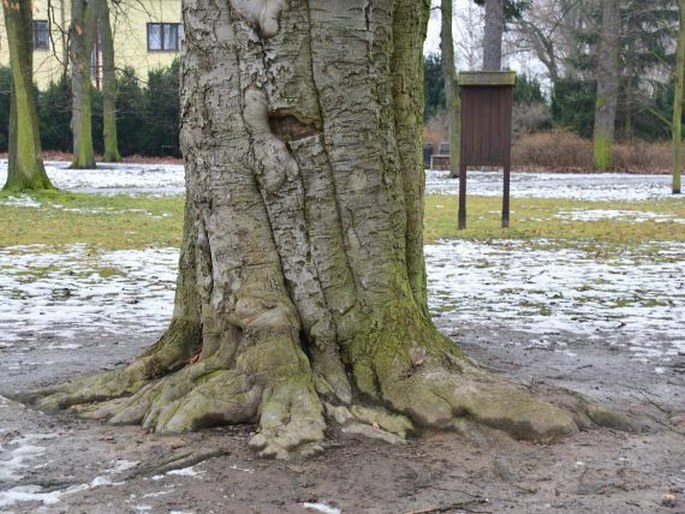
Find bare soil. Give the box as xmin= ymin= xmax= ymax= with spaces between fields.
xmin=1 ymin=316 xmax=683 ymax=514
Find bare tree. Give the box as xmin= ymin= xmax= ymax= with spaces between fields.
xmin=442 ymin=0 xmax=461 ymax=178
xmin=70 ymin=0 xmax=98 ymax=169
xmin=592 ymin=0 xmax=620 ymax=171
xmin=674 ymin=0 xmax=685 ymax=194
xmin=2 ymin=0 xmax=53 ymax=191
xmin=98 ymin=0 xmax=121 ymax=162
xmin=483 ymin=0 xmax=505 ymax=69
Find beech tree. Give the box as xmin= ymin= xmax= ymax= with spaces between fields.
xmin=442 ymin=0 xmax=461 ymax=178
xmin=98 ymin=0 xmax=121 ymax=162
xmin=2 ymin=0 xmax=53 ymax=191
xmin=35 ymin=0 xmax=628 ymax=459
xmin=674 ymin=0 xmax=684 ymax=195
xmin=70 ymin=0 xmax=98 ymax=169
xmin=592 ymin=0 xmax=620 ymax=171
xmin=482 ymin=0 xmax=505 ymax=70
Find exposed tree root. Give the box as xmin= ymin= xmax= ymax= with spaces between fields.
xmin=28 ymin=337 xmax=641 ymax=460
xmin=30 ymin=318 xmax=200 ymax=411
xmin=26 ymin=303 xmax=642 ymax=460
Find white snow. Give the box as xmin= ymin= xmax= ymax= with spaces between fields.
xmin=426 ymin=169 xmax=680 ymax=201
xmin=0 ymin=244 xmax=177 ymax=346
xmin=106 ymin=459 xmax=140 ymax=474
xmin=302 ymin=501 xmax=342 ymax=514
xmin=151 ymin=465 xmax=203 ymax=481
xmin=166 ymin=466 xmax=202 ymax=477
xmin=0 ymin=433 xmax=126 ymax=509
xmin=0 ymin=160 xmax=185 ymax=196
xmin=426 ymin=240 xmax=685 ymax=362
xmin=556 ymin=209 xmax=685 ymax=223
xmin=1 ymin=160 xmax=681 ymax=200
xmin=0 ymin=433 xmax=58 ymax=481
xmin=0 ymin=485 xmax=63 ymax=508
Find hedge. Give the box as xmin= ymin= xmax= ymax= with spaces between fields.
xmin=0 ymin=59 xmax=181 ymax=157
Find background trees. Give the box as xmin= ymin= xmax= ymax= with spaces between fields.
xmin=424 ymin=0 xmax=682 ymax=172
xmin=0 ymin=60 xmax=181 ymax=157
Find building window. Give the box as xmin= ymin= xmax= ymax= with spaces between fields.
xmin=33 ymin=20 xmax=49 ymax=50
xmin=147 ymin=23 xmax=182 ymax=51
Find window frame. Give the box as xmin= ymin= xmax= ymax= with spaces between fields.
xmin=32 ymin=20 xmax=50 ymax=51
xmin=147 ymin=22 xmax=182 ymax=52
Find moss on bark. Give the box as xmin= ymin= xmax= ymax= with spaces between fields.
xmin=2 ymin=0 xmax=53 ymax=192
xmin=70 ymin=0 xmax=97 ymax=170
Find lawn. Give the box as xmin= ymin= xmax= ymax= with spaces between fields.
xmin=1 ymin=189 xmax=683 ymax=252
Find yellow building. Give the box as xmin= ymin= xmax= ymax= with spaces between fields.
xmin=0 ymin=0 xmax=182 ymax=89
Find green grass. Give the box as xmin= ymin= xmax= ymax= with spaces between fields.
xmin=424 ymin=195 xmax=685 ymax=247
xmin=0 ymin=190 xmax=183 ymax=249
xmin=0 ymin=190 xmax=683 ymax=254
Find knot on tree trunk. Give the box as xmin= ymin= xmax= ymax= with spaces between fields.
xmin=229 ymin=0 xmax=285 ymax=38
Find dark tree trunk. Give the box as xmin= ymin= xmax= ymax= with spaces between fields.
xmin=99 ymin=0 xmax=121 ymax=162
xmin=442 ymin=0 xmax=461 ymax=179
xmin=592 ymin=0 xmax=620 ymax=171
xmin=483 ymin=0 xmax=505 ymax=70
xmin=2 ymin=0 xmax=53 ymax=191
xmin=674 ymin=0 xmax=684 ymax=195
xmin=70 ymin=0 xmax=97 ymax=169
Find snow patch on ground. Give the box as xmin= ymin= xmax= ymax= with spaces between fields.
xmin=0 ymin=430 xmax=126 ymax=509
xmin=1 ymin=160 xmax=681 ymax=200
xmin=556 ymin=209 xmax=685 ymax=223
xmin=1 ymin=239 xmax=681 ymax=381
xmin=425 ymin=240 xmax=685 ymax=363
xmin=0 ymin=244 xmax=177 ymax=347
xmin=0 ymin=160 xmax=186 ymax=196
xmin=0 ymin=432 xmax=58 ymax=481
xmin=302 ymin=501 xmax=342 ymax=514
xmin=426 ymin=169 xmax=679 ymax=201
xmin=151 ymin=466 xmax=203 ymax=481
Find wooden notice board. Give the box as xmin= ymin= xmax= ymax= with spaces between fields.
xmin=458 ymin=71 xmax=516 ymax=229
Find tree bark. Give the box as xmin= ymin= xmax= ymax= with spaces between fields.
xmin=34 ymin=0 xmax=633 ymax=459
xmin=592 ymin=0 xmax=620 ymax=171
xmin=674 ymin=0 xmax=685 ymax=195
xmin=98 ymin=0 xmax=121 ymax=162
xmin=2 ymin=0 xmax=53 ymax=191
xmin=441 ymin=0 xmax=461 ymax=179
xmin=70 ymin=0 xmax=97 ymax=169
xmin=483 ymin=0 xmax=504 ymax=70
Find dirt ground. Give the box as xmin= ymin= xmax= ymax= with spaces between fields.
xmin=0 ymin=315 xmax=683 ymax=514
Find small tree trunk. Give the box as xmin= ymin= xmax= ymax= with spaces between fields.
xmin=99 ymin=0 xmax=121 ymax=162
xmin=441 ymin=0 xmax=461 ymax=179
xmin=2 ymin=0 xmax=53 ymax=191
xmin=483 ymin=0 xmax=504 ymax=70
xmin=674 ymin=0 xmax=685 ymax=195
xmin=70 ymin=0 xmax=97 ymax=169
xmin=592 ymin=0 xmax=620 ymax=171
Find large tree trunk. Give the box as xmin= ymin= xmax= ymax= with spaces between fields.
xmin=674 ymin=0 xmax=685 ymax=195
xmin=70 ymin=0 xmax=97 ymax=169
xmin=98 ymin=0 xmax=121 ymax=163
xmin=592 ymin=0 xmax=620 ymax=171
xmin=442 ymin=0 xmax=461 ymax=179
xmin=483 ymin=0 xmax=504 ymax=70
xmin=2 ymin=0 xmax=53 ymax=191
xmin=34 ymin=0 xmax=632 ymax=459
